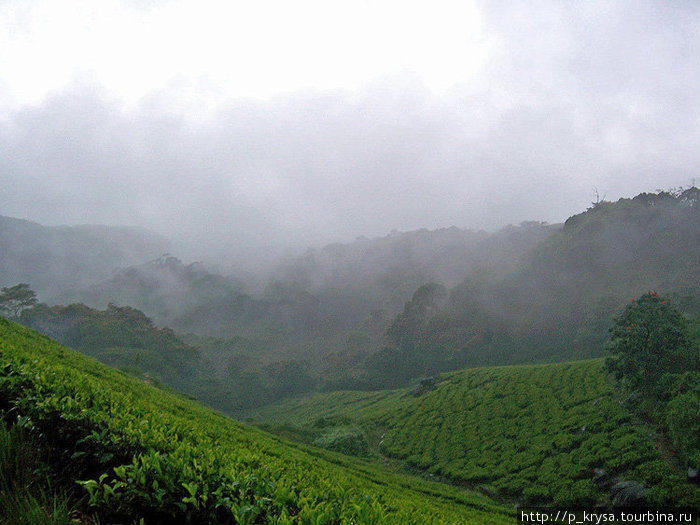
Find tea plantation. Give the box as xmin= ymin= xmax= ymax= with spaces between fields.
xmin=250 ymin=361 xmax=699 ymax=507
xmin=0 ymin=318 xmax=512 ymax=524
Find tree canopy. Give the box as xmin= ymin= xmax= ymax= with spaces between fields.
xmin=0 ymin=283 xmax=37 ymax=319
xmin=605 ymin=292 xmax=696 ymax=392
xmin=605 ymin=291 xmax=700 ymax=469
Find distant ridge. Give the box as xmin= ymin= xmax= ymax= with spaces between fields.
xmin=0 ymin=214 xmax=170 ymax=300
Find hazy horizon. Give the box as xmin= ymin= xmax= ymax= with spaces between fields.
xmin=2 ymin=0 xmax=698 ymax=263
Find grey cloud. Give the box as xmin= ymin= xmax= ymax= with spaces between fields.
xmin=1 ymin=0 xmax=698 ymax=268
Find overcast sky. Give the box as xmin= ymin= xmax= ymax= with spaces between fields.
xmin=1 ymin=0 xmax=698 ymax=262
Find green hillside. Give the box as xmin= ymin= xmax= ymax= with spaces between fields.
xmin=250 ymin=360 xmax=699 ymax=507
xmin=0 ymin=318 xmax=511 ymax=524
xmin=354 ymin=189 xmax=700 ymax=390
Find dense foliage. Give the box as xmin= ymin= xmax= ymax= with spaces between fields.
xmin=0 ymin=319 xmax=512 ymax=524
xmin=343 ymin=188 xmax=700 ymax=390
xmin=8 ymin=189 xmax=699 ymax=405
xmin=0 ymin=420 xmax=74 ymax=524
xmin=606 ymin=292 xmax=700 ymax=472
xmin=60 ymin=224 xmax=556 ymax=394
xmin=362 ymin=283 xmax=448 ymax=387
xmin=14 ymin=299 xmax=324 ymax=414
xmin=605 ymin=292 xmax=697 ymax=392
xmin=251 ymin=360 xmax=699 ymax=507
xmin=0 ymin=283 xmax=37 ymax=319
xmin=19 ymin=302 xmax=201 ymax=390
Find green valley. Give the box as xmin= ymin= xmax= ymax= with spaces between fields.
xmin=2 ymin=3 xmax=699 ymax=518
xmin=0 ymin=318 xmax=511 ymax=524
xmin=1 ymin=189 xmax=699 ymax=522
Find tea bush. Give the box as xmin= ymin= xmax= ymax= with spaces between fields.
xmin=0 ymin=318 xmax=511 ymax=524
xmin=252 ymin=360 xmax=699 ymax=507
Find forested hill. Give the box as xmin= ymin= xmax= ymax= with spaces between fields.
xmin=63 ymin=254 xmax=247 ymax=332
xmin=484 ymin=188 xmax=700 ymax=350
xmin=18 ymin=302 xmax=202 ymax=391
xmin=271 ymin=222 xmax=555 ymax=311
xmin=53 ymin=223 xmax=554 ymax=382
xmin=356 ymin=188 xmax=700 ymax=388
xmin=3 ymin=188 xmax=699 ymax=404
xmin=0 ymin=215 xmax=169 ymax=300
xmin=65 ymin=223 xmax=554 ymax=336
xmin=531 ymin=188 xmax=700 ymax=297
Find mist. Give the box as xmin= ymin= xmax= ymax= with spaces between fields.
xmin=1 ymin=0 xmax=698 ymax=270
xmin=2 ymin=3 xmax=700 ymax=514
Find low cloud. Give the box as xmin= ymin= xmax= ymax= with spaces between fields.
xmin=1 ymin=0 xmax=698 ymax=266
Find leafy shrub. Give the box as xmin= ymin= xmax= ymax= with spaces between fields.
xmin=312 ymin=425 xmax=369 ymax=457
xmin=665 ymin=393 xmax=700 ymax=467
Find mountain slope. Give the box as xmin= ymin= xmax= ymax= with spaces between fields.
xmin=249 ymin=360 xmax=699 ymax=507
xmin=272 ymin=222 xmax=555 ymax=311
xmin=358 ymin=189 xmax=700 ymax=388
xmin=0 ymin=215 xmax=169 ymax=300
xmin=0 ymin=319 xmax=511 ymax=524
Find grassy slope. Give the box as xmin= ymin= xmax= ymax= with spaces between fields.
xmin=249 ymin=360 xmax=699 ymax=507
xmin=0 ymin=318 xmax=511 ymax=524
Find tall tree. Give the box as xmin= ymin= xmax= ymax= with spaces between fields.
xmin=605 ymin=292 xmax=696 ymax=393
xmin=0 ymin=283 xmax=37 ymax=319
